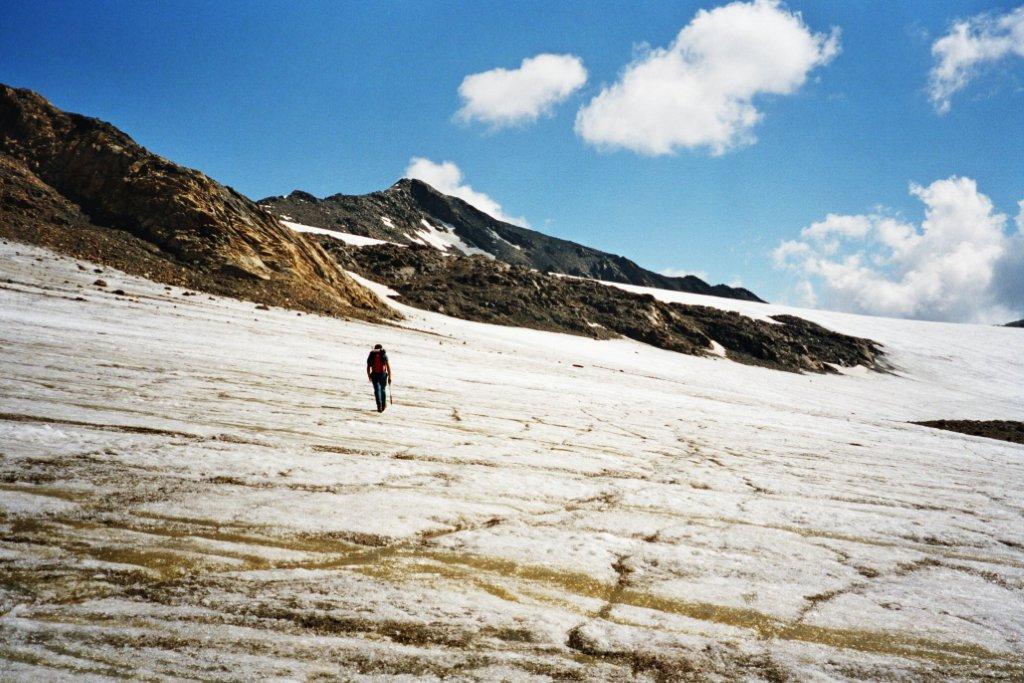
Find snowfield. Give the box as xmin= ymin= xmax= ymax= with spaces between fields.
xmin=1 ymin=240 xmax=1022 ymax=680
xmin=281 ymin=219 xmax=391 ymax=247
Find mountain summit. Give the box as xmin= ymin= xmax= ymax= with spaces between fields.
xmin=259 ymin=178 xmax=764 ymax=302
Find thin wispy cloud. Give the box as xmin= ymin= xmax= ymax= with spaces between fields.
xmin=660 ymin=267 xmax=709 ymax=281
xmin=774 ymin=177 xmax=1024 ymax=323
xmin=456 ymin=53 xmax=587 ymax=128
xmin=929 ymin=5 xmax=1024 ymax=113
xmin=405 ymin=157 xmax=528 ymax=226
xmin=575 ymin=0 xmax=839 ymax=156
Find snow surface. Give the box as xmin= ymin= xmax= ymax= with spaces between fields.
xmin=409 ymin=219 xmax=496 ymax=259
xmin=1 ymin=240 xmax=1022 ymax=680
xmin=280 ymin=219 xmax=390 ymax=246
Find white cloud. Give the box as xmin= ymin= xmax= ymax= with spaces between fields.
xmin=994 ymin=206 xmax=1024 ymax=313
xmin=574 ymin=0 xmax=839 ymax=155
xmin=660 ymin=267 xmax=709 ymax=280
xmin=457 ymin=53 xmax=588 ymax=128
xmin=404 ymin=157 xmax=528 ymax=226
xmin=794 ymin=280 xmax=818 ymax=307
xmin=802 ymin=214 xmax=872 ymax=240
xmin=773 ymin=177 xmax=1024 ymax=323
xmin=929 ymin=5 xmax=1024 ymax=113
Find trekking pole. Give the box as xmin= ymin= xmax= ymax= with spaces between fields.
xmin=389 ymin=382 xmax=393 ymax=406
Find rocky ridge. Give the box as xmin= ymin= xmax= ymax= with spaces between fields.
xmin=0 ymin=84 xmax=391 ymax=319
xmin=323 ymin=240 xmax=884 ymax=374
xmin=260 ymin=179 xmax=764 ymax=302
xmin=913 ymin=420 xmax=1024 ymax=445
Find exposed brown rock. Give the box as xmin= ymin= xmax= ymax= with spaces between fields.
xmin=0 ymin=84 xmax=392 ymax=320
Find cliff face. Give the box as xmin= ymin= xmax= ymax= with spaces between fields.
xmin=260 ymin=179 xmax=765 ymax=303
xmin=0 ymin=85 xmax=392 ymax=319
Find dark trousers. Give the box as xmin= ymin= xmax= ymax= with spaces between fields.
xmin=371 ymin=372 xmax=388 ymax=410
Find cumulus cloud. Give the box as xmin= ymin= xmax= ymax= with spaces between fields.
xmin=994 ymin=204 xmax=1024 ymax=311
xmin=574 ymin=0 xmax=839 ymax=155
xmin=456 ymin=53 xmax=588 ymax=128
xmin=929 ymin=5 xmax=1024 ymax=113
xmin=404 ymin=157 xmax=528 ymax=226
xmin=801 ymin=214 xmax=872 ymax=241
xmin=773 ymin=177 xmax=1024 ymax=323
xmin=794 ymin=280 xmax=818 ymax=307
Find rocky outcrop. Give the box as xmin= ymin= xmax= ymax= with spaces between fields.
xmin=0 ymin=84 xmax=391 ymax=319
xmin=913 ymin=420 xmax=1024 ymax=445
xmin=0 ymin=154 xmax=86 ymax=233
xmin=260 ymin=179 xmax=765 ymax=303
xmin=323 ymin=240 xmax=884 ymax=374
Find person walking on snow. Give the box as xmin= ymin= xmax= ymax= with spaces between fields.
xmin=366 ymin=344 xmax=392 ymax=412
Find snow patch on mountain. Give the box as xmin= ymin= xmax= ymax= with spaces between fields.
xmin=281 ymin=219 xmax=390 ymax=246
xmin=410 ymin=218 xmax=496 ymax=259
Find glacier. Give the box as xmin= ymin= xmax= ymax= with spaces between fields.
xmin=1 ymin=240 xmax=1022 ymax=680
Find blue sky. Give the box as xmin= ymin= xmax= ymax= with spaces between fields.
xmin=2 ymin=0 xmax=1022 ymax=318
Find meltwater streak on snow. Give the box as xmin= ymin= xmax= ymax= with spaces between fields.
xmin=280 ymin=219 xmax=390 ymax=246
xmin=0 ymin=241 xmax=1022 ymax=679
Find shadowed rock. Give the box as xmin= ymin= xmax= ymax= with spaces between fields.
xmin=913 ymin=420 xmax=1024 ymax=445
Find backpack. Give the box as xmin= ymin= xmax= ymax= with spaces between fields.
xmin=369 ymin=350 xmax=387 ymax=374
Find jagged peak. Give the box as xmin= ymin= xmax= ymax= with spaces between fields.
xmin=388 ymin=178 xmax=414 ymax=190
xmin=386 ymin=177 xmax=436 ymax=194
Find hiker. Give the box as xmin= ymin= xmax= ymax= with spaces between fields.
xmin=366 ymin=343 xmax=392 ymax=412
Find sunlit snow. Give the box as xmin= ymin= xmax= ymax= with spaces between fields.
xmin=281 ymin=219 xmax=390 ymax=246
xmin=1 ymin=240 xmax=1021 ymax=679
xmin=410 ymin=219 xmax=496 ymax=259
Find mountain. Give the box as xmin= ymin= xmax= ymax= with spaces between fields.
xmin=0 ymin=84 xmax=391 ymax=320
xmin=1005 ymin=319 xmax=1024 ymax=328
xmin=258 ymin=179 xmax=764 ymax=302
